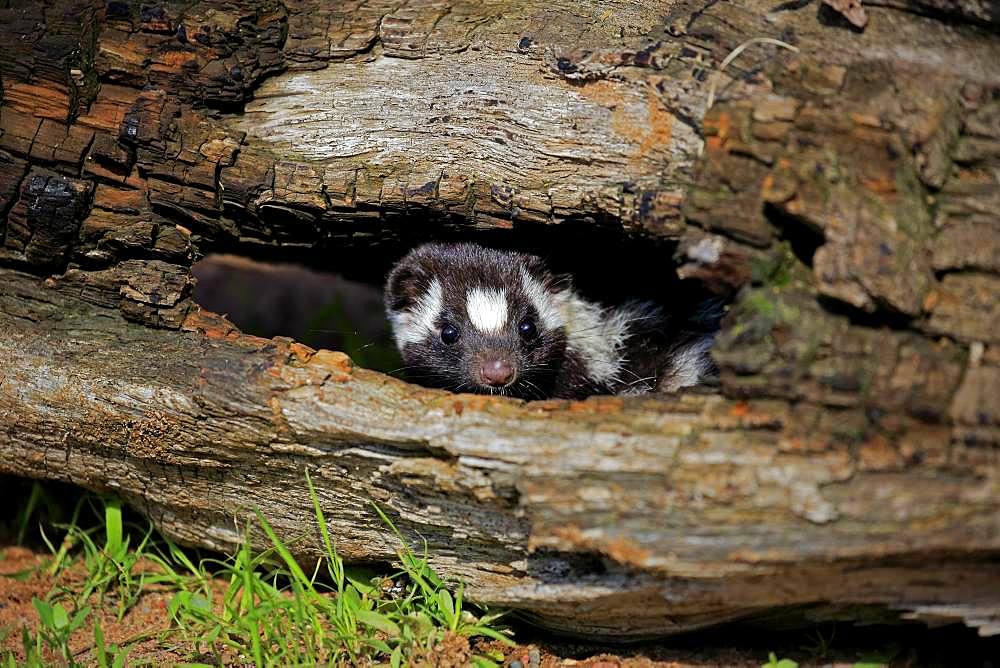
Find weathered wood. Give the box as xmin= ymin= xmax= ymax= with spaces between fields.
xmin=2 ymin=269 xmax=999 ymax=638
xmin=1 ymin=0 xmax=999 ymax=639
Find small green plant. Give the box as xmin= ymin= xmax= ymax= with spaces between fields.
xmin=92 ymin=618 xmax=130 ymax=668
xmin=370 ymin=501 xmax=511 ymax=646
xmin=45 ymin=496 xmax=154 ymax=621
xmin=852 ymin=642 xmax=899 ymax=668
xmin=799 ymin=624 xmax=836 ymax=659
xmin=4 ymin=493 xmax=152 ymax=667
xmin=4 ymin=476 xmax=513 ymax=665
xmin=762 ymin=652 xmax=798 ymax=668
xmin=156 ymin=471 xmax=513 ymax=664
xmin=30 ymin=598 xmax=91 ymax=664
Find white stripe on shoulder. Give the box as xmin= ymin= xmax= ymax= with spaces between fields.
xmin=519 ymin=268 xmax=564 ymax=331
xmin=466 ymin=287 xmax=508 ymax=333
xmin=660 ymin=335 xmax=714 ymax=392
xmin=389 ymin=278 xmax=443 ymax=347
xmin=561 ymin=295 xmax=624 ymax=384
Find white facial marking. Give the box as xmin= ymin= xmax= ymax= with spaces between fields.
xmin=466 ymin=287 xmax=508 ymax=333
xmin=390 ymin=278 xmax=443 ymax=347
xmin=519 ymin=268 xmax=564 ymax=331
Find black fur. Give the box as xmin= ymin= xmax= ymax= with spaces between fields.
xmin=385 ymin=242 xmax=718 ymax=400
xmin=385 ymin=243 xmax=568 ymax=399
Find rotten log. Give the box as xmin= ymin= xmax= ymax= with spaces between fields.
xmin=1 ymin=0 xmax=999 ymax=639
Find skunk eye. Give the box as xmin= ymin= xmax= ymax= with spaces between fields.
xmin=440 ymin=324 xmax=460 ymax=345
xmin=518 ymin=319 xmax=538 ymax=341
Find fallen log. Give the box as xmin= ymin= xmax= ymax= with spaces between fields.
xmin=1 ymin=0 xmax=999 ymax=639
xmin=3 ymin=268 xmax=999 ymax=637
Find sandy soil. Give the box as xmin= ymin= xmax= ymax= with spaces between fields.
xmin=2 ymin=544 xmax=996 ymax=667
xmin=0 ymin=544 xmax=764 ymax=666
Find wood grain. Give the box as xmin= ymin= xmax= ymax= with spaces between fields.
xmin=1 ymin=0 xmax=998 ymax=638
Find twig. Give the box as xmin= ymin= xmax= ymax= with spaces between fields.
xmin=705 ymin=37 xmax=800 ymax=110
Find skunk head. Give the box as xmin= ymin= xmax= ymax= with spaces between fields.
xmin=385 ymin=242 xmax=570 ymax=399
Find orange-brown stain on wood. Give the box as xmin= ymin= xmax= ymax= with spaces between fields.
xmin=567 ymin=397 xmax=624 ymax=414
xmin=2 ymin=82 xmax=71 ymax=121
xmin=268 ymin=396 xmax=292 ymax=433
xmin=849 ymin=112 xmax=883 ymax=128
xmin=923 ymin=288 xmax=942 ymax=312
xmin=761 ymin=173 xmax=777 ymax=196
xmin=704 ymin=110 xmax=733 ymax=152
xmin=551 ymin=525 xmax=653 ymax=568
xmin=638 ymin=86 xmax=674 ymax=157
xmin=615 ymin=87 xmax=675 ymax=159
xmin=154 ymin=50 xmax=199 ymax=69
xmin=287 ymin=342 xmax=316 ymax=364
xmin=181 ymin=309 xmax=240 ymax=340
xmin=603 ymin=534 xmax=654 ymax=567
xmin=857 ymin=433 xmax=904 ymax=471
xmin=78 ymin=85 xmax=140 ymax=132
xmin=579 ymin=81 xmax=674 ymax=161
xmin=182 ymin=309 xmax=274 ymax=352
xmin=577 ymin=79 xmax=621 ymax=107
xmin=310 ymin=350 xmax=354 ymax=381
xmin=92 ymin=185 xmax=147 ymax=212
xmin=860 ymin=174 xmax=898 ymax=195
xmin=429 ymin=393 xmax=495 ymax=415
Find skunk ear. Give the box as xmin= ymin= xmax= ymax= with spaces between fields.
xmin=522 ymin=253 xmax=572 ymax=293
xmin=385 ymin=255 xmax=430 ymax=312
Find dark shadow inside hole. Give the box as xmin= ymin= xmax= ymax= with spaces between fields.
xmin=764 ymin=202 xmax=825 ymax=268
xmin=816 ymin=1 xmax=867 ymax=32
xmin=816 ymin=294 xmax=917 ymax=330
xmin=192 ymin=255 xmax=403 ymax=373
xmin=194 ymin=221 xmax=725 ymax=381
xmin=511 ymin=611 xmax=1000 ymax=664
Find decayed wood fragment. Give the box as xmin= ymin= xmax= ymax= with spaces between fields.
xmin=1 ymin=0 xmax=999 ymax=639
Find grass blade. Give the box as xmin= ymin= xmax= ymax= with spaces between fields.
xmin=254 ymin=509 xmax=311 ymax=589
xmin=104 ymin=497 xmax=123 ymax=557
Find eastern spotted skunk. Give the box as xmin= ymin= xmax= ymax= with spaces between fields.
xmin=384 ymin=242 xmax=719 ymax=400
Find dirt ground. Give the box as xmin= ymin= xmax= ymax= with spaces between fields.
xmin=2 ymin=544 xmax=997 ymax=667
xmin=0 ymin=546 xmax=189 ymax=665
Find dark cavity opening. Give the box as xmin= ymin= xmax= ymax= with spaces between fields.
xmin=192 ymin=254 xmax=402 ymax=373
xmin=205 ymin=221 xmax=721 ymax=319
xmin=194 ymin=222 xmax=726 ymax=389
xmin=764 ymin=202 xmax=825 ymax=268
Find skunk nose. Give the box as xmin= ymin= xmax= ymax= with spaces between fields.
xmin=480 ymin=358 xmax=515 ymax=386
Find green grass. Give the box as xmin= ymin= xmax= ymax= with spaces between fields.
xmin=3 ymin=473 xmax=512 ymax=666
xmin=762 ymin=653 xmax=798 ymax=668
xmin=762 ymin=650 xmax=890 ymax=668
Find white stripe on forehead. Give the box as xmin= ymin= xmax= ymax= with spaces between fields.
xmin=466 ymin=287 xmax=508 ymax=333
xmin=390 ymin=278 xmax=443 ymax=347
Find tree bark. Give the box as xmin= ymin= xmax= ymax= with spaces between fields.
xmin=1 ymin=0 xmax=999 ymax=639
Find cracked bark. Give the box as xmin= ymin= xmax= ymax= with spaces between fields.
xmin=1 ymin=0 xmax=999 ymax=639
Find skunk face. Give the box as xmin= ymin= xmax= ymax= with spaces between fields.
xmin=384 ymin=243 xmax=569 ymax=399
xmin=385 ymin=242 xmax=718 ymax=400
